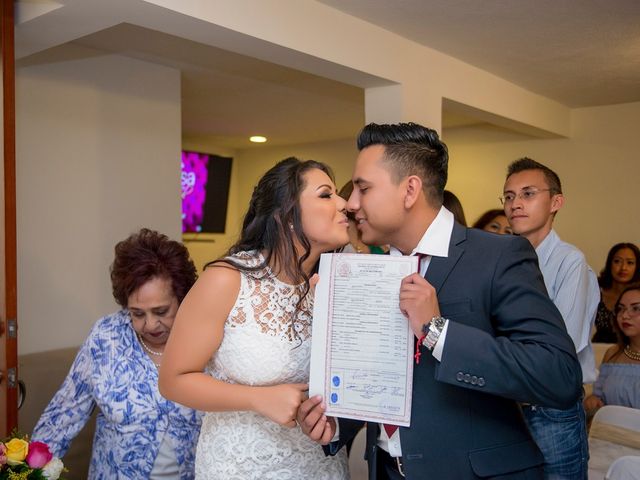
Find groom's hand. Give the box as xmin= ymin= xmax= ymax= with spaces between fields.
xmin=400 ymin=273 xmax=440 ymax=338
xmin=297 ymin=395 xmax=336 ymax=445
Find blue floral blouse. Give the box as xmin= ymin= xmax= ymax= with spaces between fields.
xmin=32 ymin=310 xmax=202 ymax=479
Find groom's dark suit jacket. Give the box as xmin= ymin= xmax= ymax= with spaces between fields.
xmin=336 ymin=223 xmax=582 ymax=479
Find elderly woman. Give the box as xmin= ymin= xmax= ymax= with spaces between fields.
xmin=32 ymin=228 xmax=201 ymax=479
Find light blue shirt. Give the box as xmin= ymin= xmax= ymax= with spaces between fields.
xmin=535 ymin=229 xmax=599 ymax=383
xmin=33 ymin=310 xmax=202 ymax=479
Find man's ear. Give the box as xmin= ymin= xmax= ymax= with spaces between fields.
xmin=550 ymin=193 xmax=564 ymax=214
xmin=404 ymin=175 xmax=422 ymax=209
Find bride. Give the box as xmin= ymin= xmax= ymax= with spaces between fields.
xmin=159 ymin=157 xmax=351 ymax=479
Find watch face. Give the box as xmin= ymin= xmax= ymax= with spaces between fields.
xmin=433 ymin=317 xmax=446 ymax=329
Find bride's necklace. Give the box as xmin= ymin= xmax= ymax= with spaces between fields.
xmin=623 ymin=345 xmax=640 ymax=361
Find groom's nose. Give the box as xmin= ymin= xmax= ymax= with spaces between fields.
xmin=346 ymin=190 xmax=359 ymax=213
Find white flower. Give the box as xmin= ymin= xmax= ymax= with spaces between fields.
xmin=42 ymin=457 xmax=65 ymax=480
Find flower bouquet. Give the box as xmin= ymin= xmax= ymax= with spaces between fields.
xmin=0 ymin=433 xmax=65 ymax=480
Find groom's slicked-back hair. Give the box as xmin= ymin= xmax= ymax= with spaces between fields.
xmin=356 ymin=122 xmax=449 ymax=206
xmin=357 ymin=122 xmax=442 ymax=150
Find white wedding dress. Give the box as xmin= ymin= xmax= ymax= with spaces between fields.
xmin=195 ymin=252 xmax=350 ymax=480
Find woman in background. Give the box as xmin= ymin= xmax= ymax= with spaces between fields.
xmin=472 ymin=208 xmax=513 ymax=235
xmin=160 ymin=158 xmax=351 ymax=479
xmin=593 ymin=243 xmax=640 ymax=343
xmin=33 ymin=228 xmax=201 ymax=479
xmin=584 ymin=283 xmax=640 ymax=416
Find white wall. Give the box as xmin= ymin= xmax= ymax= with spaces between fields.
xmin=444 ymin=101 xmax=640 ymax=272
xmin=17 ymin=52 xmax=181 ymax=354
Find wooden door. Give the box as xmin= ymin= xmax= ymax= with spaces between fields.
xmin=1 ymin=0 xmax=18 ymax=435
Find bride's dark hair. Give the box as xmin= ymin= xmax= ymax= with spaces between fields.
xmin=206 ymin=157 xmax=335 ymax=319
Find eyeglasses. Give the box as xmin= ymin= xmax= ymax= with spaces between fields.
xmin=615 ymin=304 xmax=640 ymax=317
xmin=499 ymin=188 xmax=553 ymax=205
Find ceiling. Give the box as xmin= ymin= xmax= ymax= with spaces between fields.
xmin=318 ymin=0 xmax=640 ymax=108
xmin=15 ymin=0 xmax=640 ymax=148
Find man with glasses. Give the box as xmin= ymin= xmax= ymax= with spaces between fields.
xmin=503 ymin=157 xmax=599 ymax=480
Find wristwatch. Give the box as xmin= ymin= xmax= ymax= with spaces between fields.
xmin=421 ymin=316 xmax=447 ymax=351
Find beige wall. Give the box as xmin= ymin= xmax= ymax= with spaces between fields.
xmin=444 ymin=101 xmax=640 ymax=272
xmin=17 ymin=53 xmax=181 ymax=355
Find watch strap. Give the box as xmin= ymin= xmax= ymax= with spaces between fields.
xmin=421 ymin=316 xmax=447 ymax=351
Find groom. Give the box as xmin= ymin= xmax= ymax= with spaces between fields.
xmin=298 ymin=122 xmax=583 ymax=479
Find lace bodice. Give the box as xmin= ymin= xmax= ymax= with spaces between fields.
xmin=206 ymin=251 xmax=313 ymax=386
xmin=195 ymin=251 xmax=349 ymax=479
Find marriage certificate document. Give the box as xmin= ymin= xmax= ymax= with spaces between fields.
xmin=309 ymin=253 xmax=418 ymax=426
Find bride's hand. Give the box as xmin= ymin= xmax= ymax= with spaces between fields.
xmin=253 ymin=383 xmax=308 ymax=428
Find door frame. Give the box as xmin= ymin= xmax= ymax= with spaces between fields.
xmin=1 ymin=0 xmax=18 ymax=435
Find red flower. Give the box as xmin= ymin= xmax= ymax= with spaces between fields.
xmin=25 ymin=441 xmax=53 ymax=468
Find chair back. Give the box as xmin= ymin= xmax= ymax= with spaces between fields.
xmin=592 ymin=405 xmax=640 ymax=432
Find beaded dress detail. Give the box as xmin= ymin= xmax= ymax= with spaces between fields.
xmin=194 ymin=251 xmax=349 ymax=479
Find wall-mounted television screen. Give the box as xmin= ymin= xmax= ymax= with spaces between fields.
xmin=181 ymin=150 xmax=232 ymax=234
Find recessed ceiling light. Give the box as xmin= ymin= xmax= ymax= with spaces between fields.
xmin=249 ymin=135 xmax=267 ymax=143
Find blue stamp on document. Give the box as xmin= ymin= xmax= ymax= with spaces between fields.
xmin=330 ymin=393 xmax=339 ymax=403
xmin=332 ymin=375 xmax=341 ymax=387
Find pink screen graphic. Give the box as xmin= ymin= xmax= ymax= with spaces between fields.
xmin=181 ymin=151 xmax=209 ymax=233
